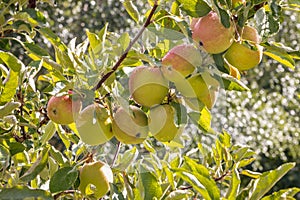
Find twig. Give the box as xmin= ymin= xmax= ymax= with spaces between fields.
xmin=92 ymin=1 xmax=159 ymax=91
xmin=110 ymin=141 xmax=121 ymax=168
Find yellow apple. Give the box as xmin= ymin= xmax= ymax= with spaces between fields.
xmin=47 ymin=92 xmax=82 ymax=125
xmin=148 ymin=104 xmax=179 ymax=142
xmin=192 ymin=11 xmax=235 ymax=54
xmin=225 ymin=25 xmax=263 ymax=71
xmin=78 ymin=161 xmax=113 ymax=198
xmin=76 ymin=103 xmax=113 ymax=146
xmin=129 ymin=66 xmax=169 ymax=107
xmin=161 ymin=44 xmax=201 ymax=83
xmin=112 ymin=105 xmax=148 ymax=144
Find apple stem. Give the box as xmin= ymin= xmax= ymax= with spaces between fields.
xmin=92 ymin=1 xmax=159 ymax=91
xmin=111 ymin=141 xmax=122 ymax=168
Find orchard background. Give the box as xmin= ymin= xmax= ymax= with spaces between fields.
xmin=0 ymin=0 xmax=300 ymax=199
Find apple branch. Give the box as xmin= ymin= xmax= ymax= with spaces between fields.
xmin=92 ymin=1 xmax=159 ymax=91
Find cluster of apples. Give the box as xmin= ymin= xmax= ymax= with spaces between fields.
xmin=46 ymin=8 xmax=263 ymax=198
xmin=192 ymin=11 xmax=263 ymax=73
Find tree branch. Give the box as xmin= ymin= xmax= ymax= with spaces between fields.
xmin=92 ymin=1 xmax=158 ymax=91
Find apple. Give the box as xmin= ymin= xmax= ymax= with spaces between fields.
xmin=192 ymin=11 xmax=235 ymax=54
xmin=224 ymin=25 xmax=263 ymax=71
xmin=78 ymin=161 xmax=113 ymax=198
xmin=129 ymin=66 xmax=169 ymax=107
xmin=240 ymin=25 xmax=261 ymax=43
xmin=176 ymin=73 xmax=219 ymax=109
xmin=47 ymin=92 xmax=82 ymax=125
xmin=112 ymin=105 xmax=148 ymax=144
xmin=76 ymin=103 xmax=113 ymax=146
xmin=148 ymin=104 xmax=179 ymax=142
xmin=161 ymin=44 xmax=201 ymax=83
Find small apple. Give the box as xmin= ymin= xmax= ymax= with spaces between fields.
xmin=148 ymin=104 xmax=179 ymax=142
xmin=78 ymin=161 xmax=113 ymax=198
xmin=225 ymin=25 xmax=263 ymax=71
xmin=112 ymin=105 xmax=148 ymax=144
xmin=47 ymin=92 xmax=82 ymax=125
xmin=192 ymin=11 xmax=235 ymax=54
xmin=129 ymin=66 xmax=169 ymax=107
xmin=76 ymin=103 xmax=113 ymax=146
xmin=240 ymin=25 xmax=261 ymax=43
xmin=161 ymin=44 xmax=201 ymax=83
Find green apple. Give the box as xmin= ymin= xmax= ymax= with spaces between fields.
xmin=148 ymin=104 xmax=179 ymax=142
xmin=112 ymin=105 xmax=148 ymax=144
xmin=78 ymin=161 xmax=113 ymax=198
xmin=76 ymin=103 xmax=113 ymax=146
xmin=192 ymin=11 xmax=235 ymax=54
xmin=47 ymin=92 xmax=82 ymax=125
xmin=129 ymin=66 xmax=169 ymax=107
xmin=161 ymin=44 xmax=201 ymax=83
xmin=225 ymin=25 xmax=263 ymax=71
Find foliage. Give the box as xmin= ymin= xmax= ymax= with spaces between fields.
xmin=0 ymin=0 xmax=299 ymax=199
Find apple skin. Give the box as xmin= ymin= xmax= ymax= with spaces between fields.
xmin=225 ymin=25 xmax=263 ymax=71
xmin=148 ymin=104 xmax=179 ymax=142
xmin=192 ymin=11 xmax=235 ymax=54
xmin=112 ymin=105 xmax=148 ymax=144
xmin=129 ymin=66 xmax=169 ymax=108
xmin=47 ymin=93 xmax=82 ymax=125
xmin=76 ymin=104 xmax=113 ymax=146
xmin=78 ymin=161 xmax=113 ymax=198
xmin=161 ymin=44 xmax=201 ymax=82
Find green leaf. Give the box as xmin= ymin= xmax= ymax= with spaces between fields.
xmin=139 ymin=164 xmax=163 ymax=199
xmin=183 ymin=156 xmax=220 ymax=200
xmin=0 ymin=186 xmax=52 ymax=200
xmin=240 ymin=170 xmax=261 ymax=179
xmin=123 ymin=0 xmax=140 ymax=22
xmin=261 ymin=187 xmax=300 ymax=200
xmin=165 ymin=189 xmax=194 ymax=200
xmin=86 ymin=29 xmax=101 ymax=54
xmin=117 ymin=32 xmax=130 ymax=52
xmin=218 ymin=8 xmax=231 ymax=28
xmin=263 ymin=44 xmax=295 ymax=69
xmin=0 ymin=102 xmax=21 ymax=118
xmin=249 ymin=162 xmax=296 ymax=200
xmin=226 ymin=164 xmax=241 ymax=199
xmin=114 ymin=146 xmax=139 ymax=171
xmin=222 ymin=74 xmax=250 ymax=91
xmin=188 ymin=108 xmax=214 ymax=133
xmin=8 ymin=142 xmax=26 ymax=156
xmin=175 ymin=170 xmax=212 ymax=199
xmin=40 ymin=121 xmax=57 ymax=145
xmin=176 ymin=0 xmax=211 ymax=17
xmin=0 ymin=51 xmax=23 ymax=72
xmin=24 ymin=42 xmax=50 ymax=57
xmin=20 ymin=147 xmax=50 ymax=182
xmin=49 ymin=167 xmax=79 ymax=193
xmin=0 ymin=70 xmax=19 ymax=104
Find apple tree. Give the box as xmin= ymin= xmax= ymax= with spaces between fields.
xmin=0 ymin=0 xmax=299 ymax=199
